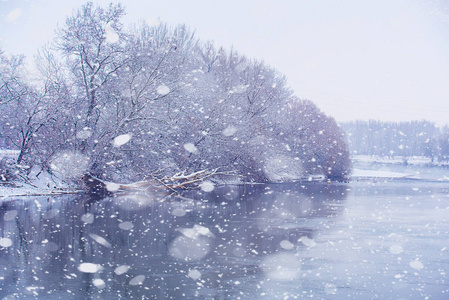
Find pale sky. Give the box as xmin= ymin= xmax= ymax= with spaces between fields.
xmin=1 ymin=0 xmax=449 ymax=124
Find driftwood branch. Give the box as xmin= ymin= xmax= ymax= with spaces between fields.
xmin=158 ymin=168 xmax=237 ymax=190
xmin=82 ymin=168 xmax=236 ymax=196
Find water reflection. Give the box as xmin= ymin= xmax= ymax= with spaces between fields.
xmin=0 ymin=183 xmax=348 ymax=299
xmin=1 ymin=181 xmax=448 ymax=298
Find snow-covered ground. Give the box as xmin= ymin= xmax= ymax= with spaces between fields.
xmin=2 ymin=155 xmax=448 ymax=198
xmin=0 ymin=184 xmax=76 ymax=198
xmin=0 ymin=168 xmax=77 ymax=199
xmin=351 ymin=169 xmax=412 ymax=179
xmin=352 ymin=156 xmax=449 ymax=182
xmin=353 ymin=155 xmax=449 ymax=166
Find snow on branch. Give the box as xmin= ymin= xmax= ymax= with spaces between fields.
xmin=82 ymin=168 xmax=237 ymax=196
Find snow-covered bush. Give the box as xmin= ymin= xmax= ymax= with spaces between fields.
xmin=0 ymin=158 xmax=18 ymax=185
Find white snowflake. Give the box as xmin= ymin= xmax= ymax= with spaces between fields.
xmin=118 ymin=221 xmax=134 ymax=230
xmin=104 ymin=23 xmax=119 ymax=43
xmin=184 ymin=143 xmax=198 ymax=154
xmin=113 ymin=134 xmax=131 ymax=147
xmin=78 ymin=263 xmax=102 ymax=273
xmin=0 ymin=238 xmax=12 ymax=248
xmin=199 ymin=181 xmax=214 ymax=192
xmin=114 ymin=265 xmax=130 ymax=275
xmin=223 ymin=125 xmax=237 ymax=137
xmin=156 ymin=85 xmax=170 ymax=95
xmin=92 ymin=278 xmax=106 ymax=289
xmin=188 ymin=269 xmax=201 ymax=280
xmin=129 ymin=275 xmax=146 ymax=285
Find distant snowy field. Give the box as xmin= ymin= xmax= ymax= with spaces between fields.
xmin=352 ymin=155 xmax=449 ymax=181
xmin=353 ymin=155 xmax=449 ymax=166
xmin=351 ymin=169 xmax=411 ymax=179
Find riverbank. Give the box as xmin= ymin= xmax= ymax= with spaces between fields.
xmin=0 ymin=185 xmax=78 ymax=198
xmin=0 ymin=170 xmax=77 ymax=198
xmin=353 ymin=155 xmax=449 ymax=167
xmin=2 ymin=160 xmax=449 ymax=198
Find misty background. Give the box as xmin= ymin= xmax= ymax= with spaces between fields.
xmin=1 ymin=0 xmax=449 ymax=125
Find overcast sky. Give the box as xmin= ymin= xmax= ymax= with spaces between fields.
xmin=1 ymin=0 xmax=449 ymax=124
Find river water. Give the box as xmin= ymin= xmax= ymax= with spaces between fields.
xmin=0 ymin=166 xmax=449 ymax=299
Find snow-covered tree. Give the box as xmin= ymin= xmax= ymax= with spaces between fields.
xmin=1 ymin=2 xmax=352 ymax=183
xmin=55 ymin=2 xmax=127 ymax=153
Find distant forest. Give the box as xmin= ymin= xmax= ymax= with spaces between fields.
xmin=0 ymin=2 xmax=351 ymax=184
xmin=340 ymin=120 xmax=449 ymax=162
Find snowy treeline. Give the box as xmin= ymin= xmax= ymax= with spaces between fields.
xmin=0 ymin=2 xmax=350 ymax=183
xmin=341 ymin=120 xmax=449 ymax=162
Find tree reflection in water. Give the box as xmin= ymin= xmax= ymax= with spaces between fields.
xmin=0 ymin=183 xmax=348 ymax=298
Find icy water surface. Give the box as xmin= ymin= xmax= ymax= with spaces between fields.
xmin=0 ymin=180 xmax=449 ymax=299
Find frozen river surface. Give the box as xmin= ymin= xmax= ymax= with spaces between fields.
xmin=0 ymin=171 xmax=449 ymax=299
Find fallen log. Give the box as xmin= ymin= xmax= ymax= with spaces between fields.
xmin=82 ymin=174 xmax=162 ymax=196
xmin=82 ymin=168 xmax=235 ymax=197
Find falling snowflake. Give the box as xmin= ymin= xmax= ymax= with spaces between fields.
xmin=0 ymin=238 xmax=12 ymax=248
xmin=176 ymin=224 xmax=215 ymax=239
xmin=223 ymin=125 xmax=237 ymax=136
xmin=113 ymin=134 xmax=131 ymax=147
xmin=169 ymin=225 xmax=214 ymax=261
xmin=3 ymin=210 xmax=18 ymax=221
xmin=78 ymin=263 xmax=102 ymax=273
xmin=92 ymin=278 xmax=106 ymax=289
xmin=104 ymin=22 xmax=119 ymax=43
xmin=280 ymin=240 xmax=295 ymax=250
xmin=114 ymin=265 xmax=130 ymax=275
xmin=129 ymin=275 xmax=146 ymax=286
xmin=299 ymin=236 xmax=316 ymax=248
xmin=199 ymin=181 xmax=214 ymax=192
xmin=81 ymin=213 xmax=94 ymax=224
xmin=156 ymin=85 xmax=170 ymax=95
xmin=76 ymin=130 xmax=92 ymax=140
xmin=409 ymin=260 xmax=424 ymax=270
xmin=184 ymin=143 xmax=198 ymax=154
xmin=118 ymin=221 xmax=134 ymax=230
xmin=89 ymin=233 xmax=112 ymax=248
xmin=188 ymin=269 xmax=201 ymax=280
xmin=171 ymin=207 xmax=187 ymax=217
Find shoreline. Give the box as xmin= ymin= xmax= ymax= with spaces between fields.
xmin=352 ymin=155 xmax=449 ymax=167
xmin=2 ymin=157 xmax=449 ymax=199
